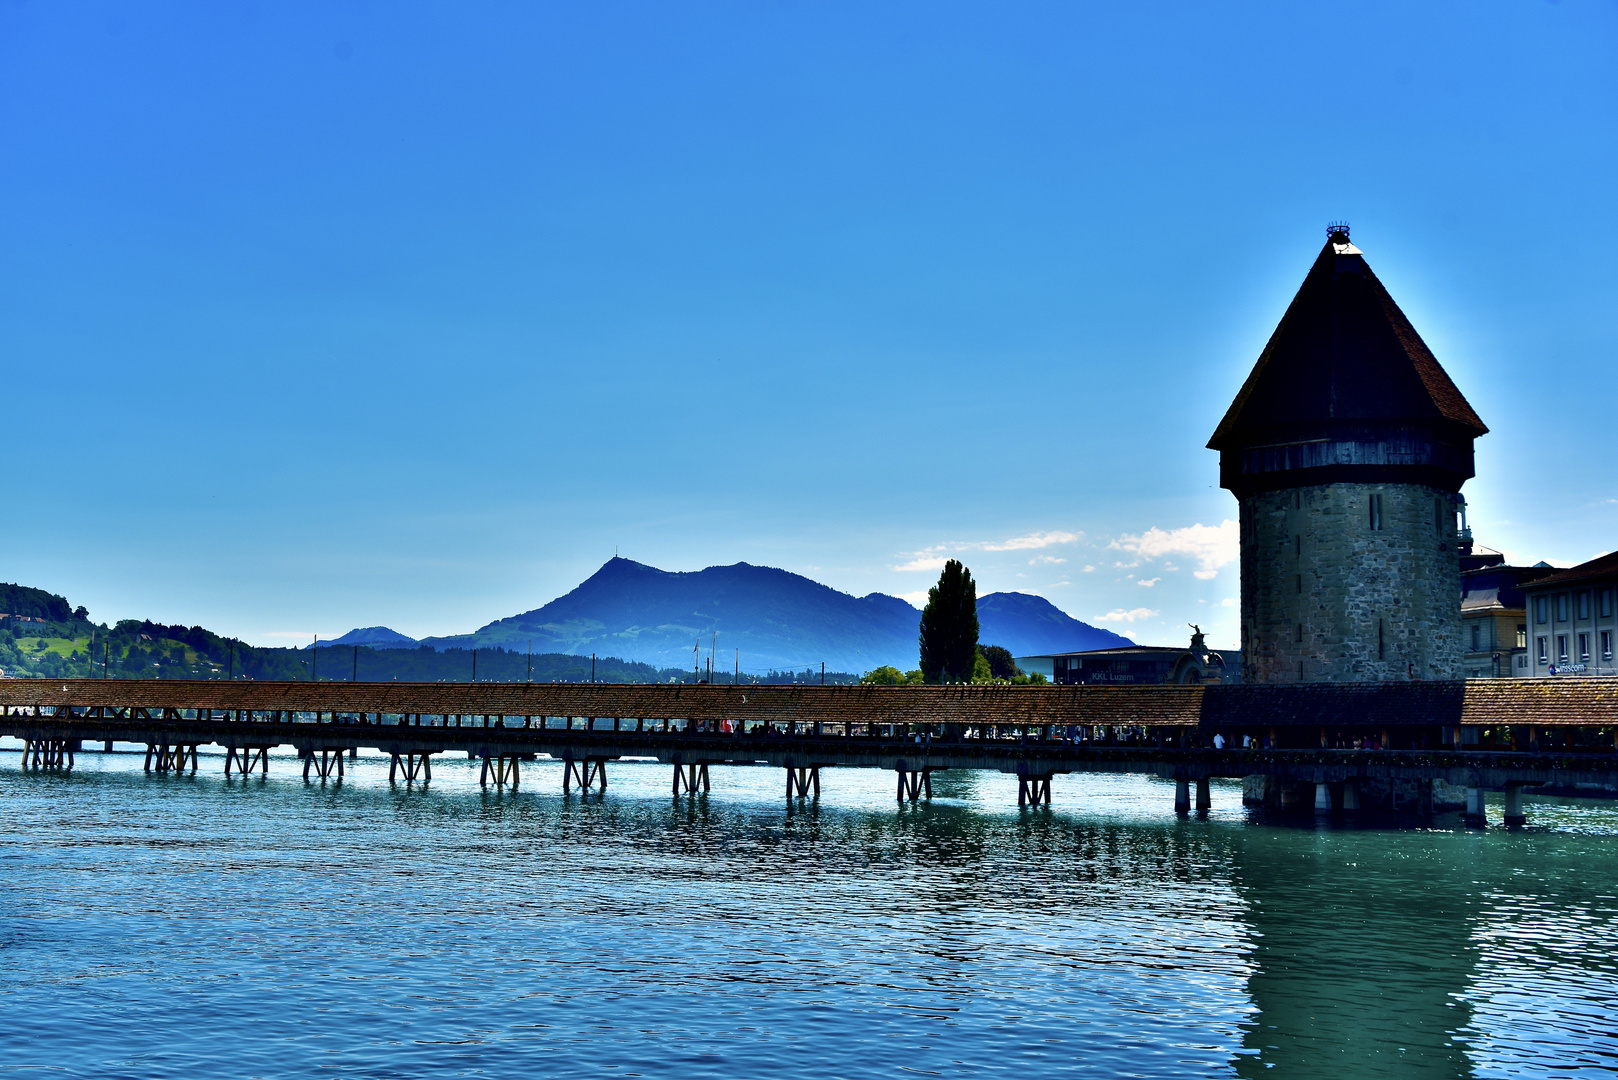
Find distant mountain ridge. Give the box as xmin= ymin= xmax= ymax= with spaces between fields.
xmin=412 ymin=557 xmax=1130 ymax=673
xmin=312 ymin=626 xmax=418 ymax=649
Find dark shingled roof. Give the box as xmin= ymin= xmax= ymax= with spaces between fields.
xmin=1522 ymin=550 xmax=1618 ymax=590
xmin=1209 ymin=230 xmax=1487 ymax=450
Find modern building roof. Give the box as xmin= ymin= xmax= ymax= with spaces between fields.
xmin=1521 ymin=550 xmax=1618 ymax=590
xmin=1208 ymin=227 xmax=1487 ymax=451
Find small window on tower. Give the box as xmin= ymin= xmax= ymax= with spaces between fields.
xmin=1435 ymin=498 xmax=1444 ymax=537
xmin=1470 ymin=624 xmax=1481 ymax=651
xmin=1369 ymin=494 xmax=1383 ymax=531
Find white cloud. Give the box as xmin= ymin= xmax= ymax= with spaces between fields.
xmin=1094 ymin=608 xmax=1159 ymax=624
xmin=983 ymin=530 xmax=1080 ymax=552
xmin=1081 ymin=565 xmax=1095 ymax=573
xmin=896 ymin=591 xmax=930 ymax=608
xmin=1221 ymin=597 xmax=1237 ymax=607
xmin=1109 ymin=520 xmax=1239 ymax=580
xmin=1137 ymin=577 xmax=1161 ymax=587
xmin=1030 ymin=555 xmax=1067 ymax=565
xmin=892 ymin=556 xmax=947 ymax=572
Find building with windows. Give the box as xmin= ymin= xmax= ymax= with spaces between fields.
xmin=1018 ymin=628 xmax=1241 ymax=686
xmin=1522 ymin=552 xmax=1618 ymax=677
xmin=1459 ymin=552 xmax=1556 ymax=678
xmin=1207 ymin=224 xmax=1487 ymax=683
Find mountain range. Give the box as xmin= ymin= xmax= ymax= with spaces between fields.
xmin=335 ymin=558 xmax=1131 ymax=673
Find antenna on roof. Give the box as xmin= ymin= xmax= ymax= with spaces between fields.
xmin=1326 ymin=220 xmax=1351 ymax=239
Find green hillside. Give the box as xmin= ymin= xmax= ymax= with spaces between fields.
xmin=0 ymin=582 xmax=857 ymax=684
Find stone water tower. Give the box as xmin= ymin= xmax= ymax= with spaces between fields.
xmin=1208 ymin=225 xmax=1487 ymax=683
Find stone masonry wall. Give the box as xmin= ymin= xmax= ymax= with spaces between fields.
xmin=1240 ymin=481 xmax=1462 ymax=683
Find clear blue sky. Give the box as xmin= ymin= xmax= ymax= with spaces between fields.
xmin=2 ymin=1 xmax=1613 ymax=652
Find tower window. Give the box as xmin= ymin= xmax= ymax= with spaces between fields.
xmin=1369 ymin=494 xmax=1383 ymax=531
xmin=1434 ymin=498 xmax=1444 ymax=537
xmin=1378 ymin=619 xmax=1385 ymax=660
xmin=1470 ymin=624 xmax=1481 ymax=651
xmin=1296 ymin=574 xmax=1302 ymax=594
xmin=1297 ymin=622 xmax=1304 ymax=643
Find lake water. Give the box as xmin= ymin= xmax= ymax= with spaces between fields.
xmin=3 ymin=744 xmax=1617 ymax=1079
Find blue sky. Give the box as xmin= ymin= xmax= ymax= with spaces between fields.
xmin=2 ymin=1 xmax=1614 ymax=652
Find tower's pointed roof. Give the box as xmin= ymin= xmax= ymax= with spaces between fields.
xmin=1208 ymin=228 xmax=1487 ymax=450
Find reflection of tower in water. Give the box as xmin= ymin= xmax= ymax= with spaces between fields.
xmin=1231 ymin=829 xmax=1478 ymax=1079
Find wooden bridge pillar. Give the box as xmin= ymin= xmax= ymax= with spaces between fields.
xmin=145 ymin=743 xmax=199 ymax=775
xmin=1195 ymin=777 xmax=1212 ymax=814
xmin=786 ymin=766 xmax=820 ymax=800
xmin=479 ymin=754 xmax=522 ymax=788
xmin=1017 ymin=774 xmax=1051 ymax=806
xmin=22 ymin=738 xmax=75 ymax=771
xmin=301 ymin=748 xmax=350 ymax=782
xmin=388 ymin=751 xmax=434 ymax=783
xmin=1464 ymin=786 xmax=1487 ymax=827
xmin=224 ymin=745 xmax=272 ymax=778
xmin=672 ymin=762 xmax=709 ymax=796
xmin=896 ymin=767 xmax=933 ymax=801
xmin=1174 ymin=778 xmax=1191 ymax=815
xmin=563 ymin=758 xmax=607 ymax=794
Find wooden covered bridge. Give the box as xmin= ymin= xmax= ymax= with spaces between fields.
xmin=4 ymin=678 xmax=1618 ymax=824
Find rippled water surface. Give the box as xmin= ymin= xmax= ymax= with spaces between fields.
xmin=4 ymin=745 xmax=1618 ymax=1078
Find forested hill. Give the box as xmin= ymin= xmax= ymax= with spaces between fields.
xmin=0 ymin=585 xmax=855 ymax=684
xmin=423 ymin=557 xmax=1131 ymax=672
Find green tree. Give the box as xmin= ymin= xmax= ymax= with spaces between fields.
xmin=978 ymin=644 xmax=1021 ymax=681
xmin=862 ymin=665 xmax=907 ymax=685
xmin=918 ymin=559 xmax=978 ymax=683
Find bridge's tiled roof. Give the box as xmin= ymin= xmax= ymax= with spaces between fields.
xmin=2 ymin=678 xmax=1616 ymax=727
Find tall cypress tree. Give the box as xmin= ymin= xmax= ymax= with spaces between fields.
xmin=918 ymin=559 xmax=978 ymax=683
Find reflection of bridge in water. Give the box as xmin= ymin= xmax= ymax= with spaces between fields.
xmin=4 ymin=679 xmax=1617 ymax=823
